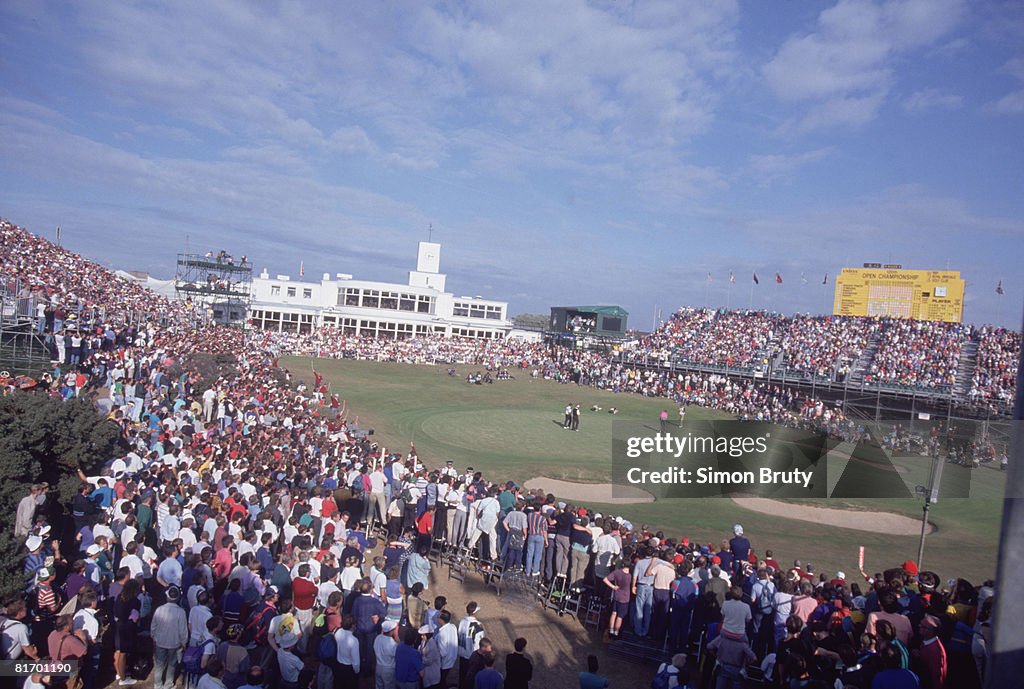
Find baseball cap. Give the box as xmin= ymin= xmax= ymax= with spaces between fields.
xmin=557 ymin=501 xmax=566 ymax=509
xmin=902 ymin=560 xmax=919 ymax=576
xmin=26 ymin=535 xmax=43 ymax=551
xmin=36 ymin=566 xmax=52 ymax=580
xmin=86 ymin=544 xmax=102 ymax=556
xmin=167 ymin=585 xmax=182 ymax=601
xmin=418 ymin=625 xmax=432 ymax=635
xmin=382 ymin=620 xmax=398 ymax=632
xmin=836 ymin=571 xmax=846 ymax=580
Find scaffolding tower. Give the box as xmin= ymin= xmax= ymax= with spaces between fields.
xmin=174 ymin=251 xmax=252 ymax=326
xmin=0 ymin=276 xmax=52 ymax=376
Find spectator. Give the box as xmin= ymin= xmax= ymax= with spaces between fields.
xmin=505 ymin=637 xmax=532 ymax=689
xmin=151 ymin=586 xmax=188 ymax=689
xmin=374 ymin=619 xmax=399 ymax=689
xmin=578 ymin=655 xmax=609 ymax=689
xmin=394 ymin=627 xmax=423 ymax=689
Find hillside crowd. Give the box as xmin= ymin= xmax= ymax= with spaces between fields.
xmin=0 ymin=218 xmax=1012 ymax=689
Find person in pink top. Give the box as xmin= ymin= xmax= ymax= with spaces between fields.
xmin=213 ymin=535 xmax=234 ymax=581
xmin=790 ymin=580 xmax=818 ymax=623
xmin=866 ymin=589 xmax=913 ymax=646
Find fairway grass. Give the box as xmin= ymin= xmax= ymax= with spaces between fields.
xmin=284 ymin=356 xmax=1002 ymax=583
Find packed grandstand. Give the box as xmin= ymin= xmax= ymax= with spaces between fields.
xmin=0 ymin=218 xmax=1011 ymax=688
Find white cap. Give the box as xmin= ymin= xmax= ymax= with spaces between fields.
xmin=382 ymin=620 xmax=398 ymax=633
xmin=86 ymin=544 xmax=102 ymax=556
xmin=26 ymin=535 xmax=43 ymax=551
xmin=836 ymin=571 xmax=846 ymax=580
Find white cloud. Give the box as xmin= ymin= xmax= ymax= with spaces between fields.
xmin=902 ymin=88 xmax=964 ymax=113
xmin=987 ymin=56 xmax=1024 ymax=114
xmin=763 ymin=0 xmax=965 ymax=130
xmin=798 ymin=92 xmax=886 ymax=130
xmin=989 ymin=90 xmax=1024 ymax=114
xmin=747 ymin=147 xmax=834 ymax=186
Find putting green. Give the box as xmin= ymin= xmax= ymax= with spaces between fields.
xmin=419 ymin=408 xmax=618 ymax=473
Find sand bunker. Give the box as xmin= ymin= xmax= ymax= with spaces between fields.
xmin=731 ymin=497 xmax=934 ymax=536
xmin=523 ymin=477 xmax=655 ymax=504
xmin=522 ymin=478 xmax=931 ymax=535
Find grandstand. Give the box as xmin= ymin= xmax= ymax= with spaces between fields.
xmin=617 ymin=307 xmax=1017 ymax=417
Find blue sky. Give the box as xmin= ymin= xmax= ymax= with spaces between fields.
xmin=1 ymin=0 xmax=1022 ymax=328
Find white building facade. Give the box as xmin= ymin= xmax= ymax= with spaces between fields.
xmin=248 ymin=242 xmax=512 ymax=338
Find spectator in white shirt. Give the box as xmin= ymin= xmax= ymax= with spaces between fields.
xmin=334 ymin=615 xmax=361 ymax=680
xmin=435 ymin=610 xmax=459 ymax=689
xmin=374 ymin=620 xmax=400 ymax=689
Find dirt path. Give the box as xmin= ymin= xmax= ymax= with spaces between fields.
xmin=731 ymin=497 xmax=933 ymax=535
xmin=523 ymin=477 xmax=655 ymax=503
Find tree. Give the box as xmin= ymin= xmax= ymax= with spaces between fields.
xmin=0 ymin=393 xmax=123 ymax=596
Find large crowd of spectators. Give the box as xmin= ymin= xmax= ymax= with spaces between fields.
xmin=968 ymin=326 xmax=1020 ymax=412
xmin=0 ymin=218 xmax=1011 ymax=689
xmin=864 ymin=320 xmax=968 ymax=390
xmin=778 ymin=316 xmax=876 ymax=381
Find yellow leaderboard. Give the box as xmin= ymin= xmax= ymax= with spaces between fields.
xmin=833 ymin=267 xmax=965 ymax=323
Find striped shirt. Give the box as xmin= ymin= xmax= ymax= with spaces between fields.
xmin=527 ymin=511 xmax=547 ymax=536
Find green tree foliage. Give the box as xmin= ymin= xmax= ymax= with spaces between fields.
xmin=0 ymin=394 xmax=122 ymax=597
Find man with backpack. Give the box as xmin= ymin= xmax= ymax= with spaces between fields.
xmin=247 ymin=587 xmax=281 ymax=678
xmin=652 ymin=653 xmax=690 ymax=689
xmin=749 ymin=568 xmax=776 ymax=656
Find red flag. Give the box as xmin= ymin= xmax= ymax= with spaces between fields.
xmin=775 ymin=273 xmax=783 ymax=284
xmin=752 ymin=272 xmax=759 ymax=285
